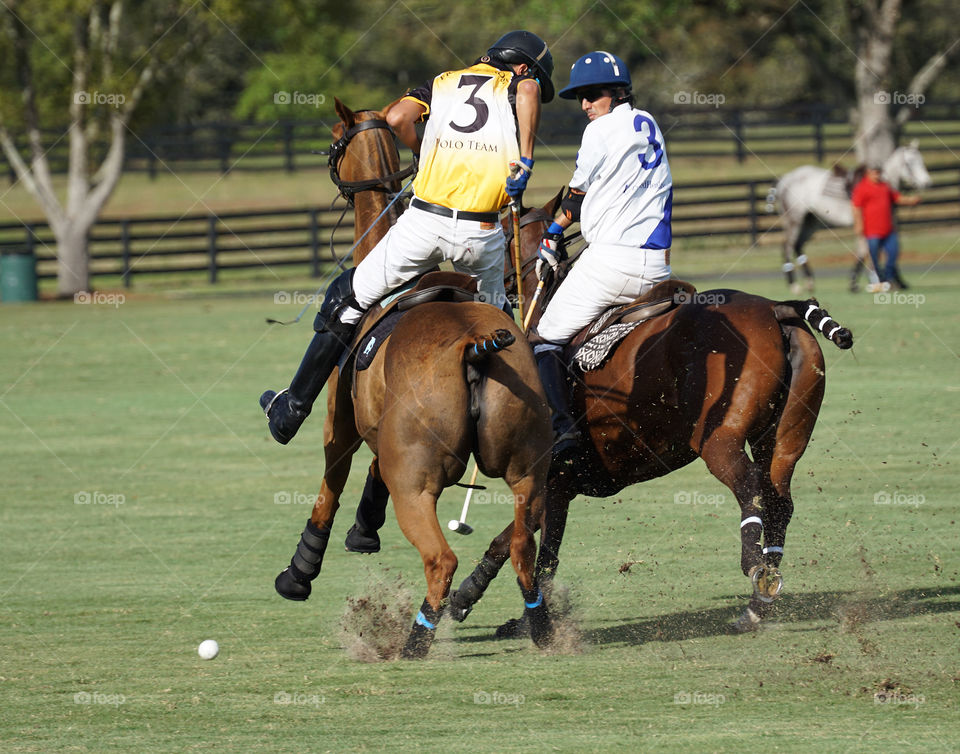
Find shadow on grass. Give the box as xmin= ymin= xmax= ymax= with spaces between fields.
xmin=458 ymin=585 xmax=960 ymax=647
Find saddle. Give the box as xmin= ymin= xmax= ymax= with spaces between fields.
xmin=566 ymin=279 xmax=697 ymax=371
xmin=350 ymin=271 xmax=479 ymax=373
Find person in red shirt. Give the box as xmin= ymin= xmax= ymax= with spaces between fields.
xmin=851 ymin=165 xmax=922 ymax=290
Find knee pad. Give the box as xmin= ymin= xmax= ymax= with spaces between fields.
xmin=314 ymin=268 xmax=359 ymax=333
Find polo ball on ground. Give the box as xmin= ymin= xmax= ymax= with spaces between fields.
xmin=198 ymin=639 xmax=219 ymax=660
xmin=447 ymin=519 xmax=460 ymax=531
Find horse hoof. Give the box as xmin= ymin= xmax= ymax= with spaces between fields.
xmin=527 ymin=605 xmax=554 ymax=649
xmin=494 ymin=615 xmax=529 ymax=640
xmin=790 ymin=283 xmax=803 ymax=295
xmin=399 ymin=624 xmax=434 ymax=659
xmin=732 ymin=607 xmax=762 ymax=633
xmin=749 ymin=565 xmax=783 ymax=604
xmin=447 ymin=591 xmax=473 ymax=623
xmin=275 ymin=568 xmax=311 ymax=601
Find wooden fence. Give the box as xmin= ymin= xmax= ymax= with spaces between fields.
xmin=2 ymin=165 xmax=957 ymax=288
xmin=3 ymin=103 xmax=960 ymax=180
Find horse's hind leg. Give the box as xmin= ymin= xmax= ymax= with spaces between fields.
xmin=794 ymin=214 xmax=818 ymax=293
xmin=448 ymin=523 xmax=511 ymax=622
xmin=392 ymin=490 xmax=458 ymax=659
xmin=275 ymin=370 xmax=361 ymax=601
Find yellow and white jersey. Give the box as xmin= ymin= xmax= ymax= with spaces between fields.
xmin=404 ymin=63 xmax=527 ymax=213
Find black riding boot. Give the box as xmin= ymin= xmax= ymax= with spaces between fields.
xmin=260 ymin=322 xmax=355 ymax=444
xmin=891 ymin=269 xmax=909 ymax=290
xmin=536 ymin=349 xmax=580 ymax=463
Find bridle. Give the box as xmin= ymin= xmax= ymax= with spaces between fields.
xmin=325 ymin=116 xmax=416 ymax=204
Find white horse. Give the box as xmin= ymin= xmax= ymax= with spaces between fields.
xmin=767 ymin=142 xmax=932 ymax=292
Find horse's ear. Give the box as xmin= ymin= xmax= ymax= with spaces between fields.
xmin=335 ymin=97 xmax=356 ymax=128
xmin=545 ymin=186 xmax=566 ymax=217
xmin=909 ymin=138 xmax=919 ymax=149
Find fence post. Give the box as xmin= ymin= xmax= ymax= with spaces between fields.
xmin=747 ymin=181 xmax=758 ymax=245
xmin=310 ymin=208 xmax=320 ymax=277
xmin=732 ymin=110 xmax=746 ymax=163
xmin=813 ymin=110 xmax=825 ymax=162
xmin=121 ymin=220 xmax=132 ymax=288
xmin=219 ymin=127 xmax=232 ymax=175
xmin=25 ymin=223 xmax=35 ymax=254
xmin=207 ymin=216 xmax=218 ymax=283
xmin=284 ymin=123 xmax=295 ymax=173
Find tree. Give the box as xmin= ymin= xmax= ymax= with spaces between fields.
xmin=0 ymin=1 xmax=249 ymax=297
xmin=847 ymin=0 xmax=957 ymax=164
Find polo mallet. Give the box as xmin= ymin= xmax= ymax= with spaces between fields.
xmin=447 ymin=465 xmax=479 ymax=535
xmin=508 ymin=161 xmax=525 ymax=323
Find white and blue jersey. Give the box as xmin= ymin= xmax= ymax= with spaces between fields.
xmin=570 ymin=103 xmax=672 ymax=249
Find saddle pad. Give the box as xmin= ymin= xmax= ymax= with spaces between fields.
xmin=574 ymin=321 xmax=643 ymax=371
xmin=355 ymin=309 xmax=403 ymax=372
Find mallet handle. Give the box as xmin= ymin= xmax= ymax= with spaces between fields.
xmin=458 ymin=463 xmax=481 ymax=523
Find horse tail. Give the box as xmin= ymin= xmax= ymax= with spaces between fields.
xmin=464 ymin=329 xmax=516 ymax=364
xmin=775 ymin=299 xmax=853 ymax=350
xmin=765 ymin=183 xmax=778 ymax=213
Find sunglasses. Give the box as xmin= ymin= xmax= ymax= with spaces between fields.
xmin=577 ymin=88 xmax=609 ymax=103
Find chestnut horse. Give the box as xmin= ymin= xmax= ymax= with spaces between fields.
xmin=448 ymin=207 xmax=854 ymax=633
xmin=272 ymin=99 xmax=554 ymax=657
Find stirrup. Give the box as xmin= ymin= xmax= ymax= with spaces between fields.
xmin=262 ymin=388 xmax=288 ymax=416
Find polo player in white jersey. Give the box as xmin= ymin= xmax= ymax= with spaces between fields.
xmin=532 ymin=51 xmax=673 ymax=464
xmin=260 ymin=31 xmax=554 ymax=446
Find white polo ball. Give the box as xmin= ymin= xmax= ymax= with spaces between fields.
xmin=198 ymin=639 xmax=219 ymax=660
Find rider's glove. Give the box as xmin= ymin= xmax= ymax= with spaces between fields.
xmin=535 ymin=221 xmax=566 ymax=280
xmin=505 ymin=157 xmax=534 ymax=200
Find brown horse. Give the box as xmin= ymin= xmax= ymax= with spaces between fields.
xmin=448 ymin=205 xmax=854 ymax=633
xmin=272 ymin=99 xmax=554 ymax=657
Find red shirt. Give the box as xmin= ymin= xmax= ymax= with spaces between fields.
xmin=852 ymin=178 xmax=900 ymax=238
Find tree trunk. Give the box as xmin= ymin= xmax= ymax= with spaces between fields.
xmin=54 ymin=223 xmax=92 ymax=296
xmin=850 ymin=0 xmax=901 ymax=165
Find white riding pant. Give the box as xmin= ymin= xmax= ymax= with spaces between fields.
xmin=340 ymin=203 xmax=507 ymax=325
xmin=536 ymin=243 xmax=671 ymax=346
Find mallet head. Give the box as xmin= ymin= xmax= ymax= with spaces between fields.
xmin=447 ymin=519 xmax=473 ymax=535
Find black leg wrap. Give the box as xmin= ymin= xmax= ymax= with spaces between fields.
xmin=275 ymin=519 xmax=330 ymax=601
xmin=519 ymin=579 xmax=554 ymax=649
xmin=400 ymin=599 xmax=442 ymax=660
xmin=344 ymin=471 xmax=389 ymax=553
xmin=448 ymin=555 xmax=500 ymax=622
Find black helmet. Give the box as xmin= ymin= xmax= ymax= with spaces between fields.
xmin=486 ymin=30 xmax=555 ymax=103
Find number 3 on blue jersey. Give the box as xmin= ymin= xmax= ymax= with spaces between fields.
xmin=633 ymin=114 xmax=663 ymax=170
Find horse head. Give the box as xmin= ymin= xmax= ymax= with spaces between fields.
xmin=329 ymin=97 xmax=412 ymax=263
xmin=884 ymin=141 xmax=932 ymax=191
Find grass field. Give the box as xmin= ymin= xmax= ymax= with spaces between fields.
xmin=1 ymin=236 xmax=958 ymax=751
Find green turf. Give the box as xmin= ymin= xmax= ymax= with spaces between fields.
xmin=1 ymin=246 xmax=958 ymax=751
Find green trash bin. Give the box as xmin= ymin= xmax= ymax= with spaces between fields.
xmin=0 ymin=247 xmax=38 ymax=303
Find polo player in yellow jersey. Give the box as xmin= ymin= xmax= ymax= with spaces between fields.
xmin=261 ymin=31 xmax=554 ymax=445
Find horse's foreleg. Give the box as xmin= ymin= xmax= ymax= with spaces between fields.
xmin=393 ymin=491 xmax=457 ymax=660
xmin=781 ymin=220 xmax=801 ymax=290
xmin=795 ymin=215 xmax=818 ymax=293
xmin=448 ymin=522 xmax=512 ymax=622
xmin=275 ymin=372 xmax=361 ymax=601
xmin=534 ymin=484 xmax=572 ymax=592
xmin=509 ymin=475 xmax=553 ymax=648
